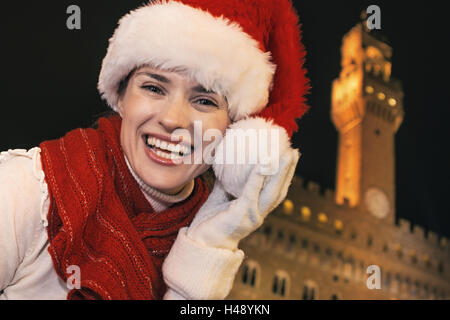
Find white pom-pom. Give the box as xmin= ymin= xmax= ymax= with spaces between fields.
xmin=212 ymin=117 xmax=291 ymax=198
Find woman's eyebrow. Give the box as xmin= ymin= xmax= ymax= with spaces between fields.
xmin=136 ymin=71 xmax=170 ymax=83
xmin=191 ymin=85 xmax=215 ymax=94
xmin=136 ymin=71 xmax=216 ymax=94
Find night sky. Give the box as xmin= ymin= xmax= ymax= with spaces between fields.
xmin=1 ymin=1 xmax=448 ymax=237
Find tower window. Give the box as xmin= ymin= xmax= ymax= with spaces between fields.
xmin=302 ymin=280 xmax=318 ymax=300
xmin=242 ymin=261 xmax=259 ymax=288
xmin=272 ymin=271 xmax=289 ymax=297
xmin=374 ymin=128 xmax=381 ymax=136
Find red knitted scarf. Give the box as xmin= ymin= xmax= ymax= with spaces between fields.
xmin=39 ymin=115 xmax=210 ymax=300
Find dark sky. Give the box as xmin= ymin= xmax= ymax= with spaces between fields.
xmin=1 ymin=1 xmax=448 ymax=237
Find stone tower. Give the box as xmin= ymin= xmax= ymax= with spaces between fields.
xmin=331 ymin=22 xmax=404 ymax=225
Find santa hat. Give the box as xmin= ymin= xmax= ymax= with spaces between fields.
xmin=98 ymin=0 xmax=309 ymax=194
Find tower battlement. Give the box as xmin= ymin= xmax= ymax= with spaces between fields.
xmin=277 ymin=176 xmax=450 ymax=275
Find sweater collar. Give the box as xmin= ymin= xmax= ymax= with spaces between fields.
xmin=124 ymin=154 xmax=195 ymax=210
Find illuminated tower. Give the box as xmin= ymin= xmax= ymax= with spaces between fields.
xmin=331 ymin=21 xmax=404 ymax=225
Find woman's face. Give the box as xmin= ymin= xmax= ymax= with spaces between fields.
xmin=118 ymin=65 xmax=231 ymax=194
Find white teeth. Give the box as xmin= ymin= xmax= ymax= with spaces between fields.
xmin=146 ymin=135 xmax=191 ymax=156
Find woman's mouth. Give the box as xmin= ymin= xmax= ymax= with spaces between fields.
xmin=143 ymin=134 xmax=193 ymax=165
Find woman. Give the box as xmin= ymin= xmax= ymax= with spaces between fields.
xmin=0 ymin=0 xmax=309 ymax=300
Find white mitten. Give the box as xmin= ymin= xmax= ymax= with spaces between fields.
xmin=187 ymin=147 xmax=300 ymax=251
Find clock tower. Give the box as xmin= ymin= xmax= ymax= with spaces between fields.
xmin=331 ymin=21 xmax=404 ymax=225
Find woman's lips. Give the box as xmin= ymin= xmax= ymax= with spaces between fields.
xmin=144 ymin=141 xmax=180 ymax=166
xmin=142 ymin=136 xmax=192 ymax=166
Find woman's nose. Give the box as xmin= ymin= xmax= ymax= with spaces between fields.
xmin=158 ymin=95 xmax=191 ymax=132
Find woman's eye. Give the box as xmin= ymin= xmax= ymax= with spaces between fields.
xmin=142 ymin=85 xmax=164 ymax=95
xmin=195 ymin=98 xmax=217 ymax=107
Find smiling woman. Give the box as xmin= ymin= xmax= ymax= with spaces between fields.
xmin=0 ymin=0 xmax=309 ymax=300
xmin=117 ymin=65 xmax=231 ymax=195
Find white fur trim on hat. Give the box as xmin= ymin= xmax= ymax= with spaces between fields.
xmin=98 ymin=0 xmax=276 ymax=121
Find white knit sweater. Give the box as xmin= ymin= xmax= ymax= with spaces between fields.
xmin=0 ymin=147 xmax=244 ymax=300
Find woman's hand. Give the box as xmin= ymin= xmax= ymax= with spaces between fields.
xmin=187 ymin=147 xmax=300 ymax=251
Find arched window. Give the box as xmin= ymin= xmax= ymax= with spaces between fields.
xmin=330 ymin=293 xmax=341 ymax=300
xmin=438 ymin=261 xmax=444 ymax=274
xmin=287 ymin=234 xmax=297 ymax=252
xmin=272 ymin=271 xmax=290 ymax=297
xmin=367 ymin=234 xmax=373 ymax=247
xmin=277 ymin=230 xmax=284 ymax=242
xmin=241 ymin=260 xmax=260 ymax=288
xmin=263 ymin=225 xmax=272 ymax=238
xmin=302 ymin=280 xmax=318 ymax=300
xmin=261 ymin=225 xmax=272 ymax=247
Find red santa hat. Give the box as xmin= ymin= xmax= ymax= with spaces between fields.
xmin=98 ymin=0 xmax=309 ymax=138
xmin=98 ymin=0 xmax=310 ymax=194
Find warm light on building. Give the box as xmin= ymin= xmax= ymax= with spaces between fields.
xmin=365 ymin=85 xmax=374 ymax=94
xmin=283 ymin=199 xmax=294 ymax=215
xmin=301 ymin=206 xmax=311 ymax=221
xmin=318 ymin=213 xmax=328 ymax=224
xmin=334 ymin=219 xmax=344 ymax=232
xmin=377 ymin=92 xmax=386 ymax=100
xmin=388 ymin=98 xmax=397 ymax=106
